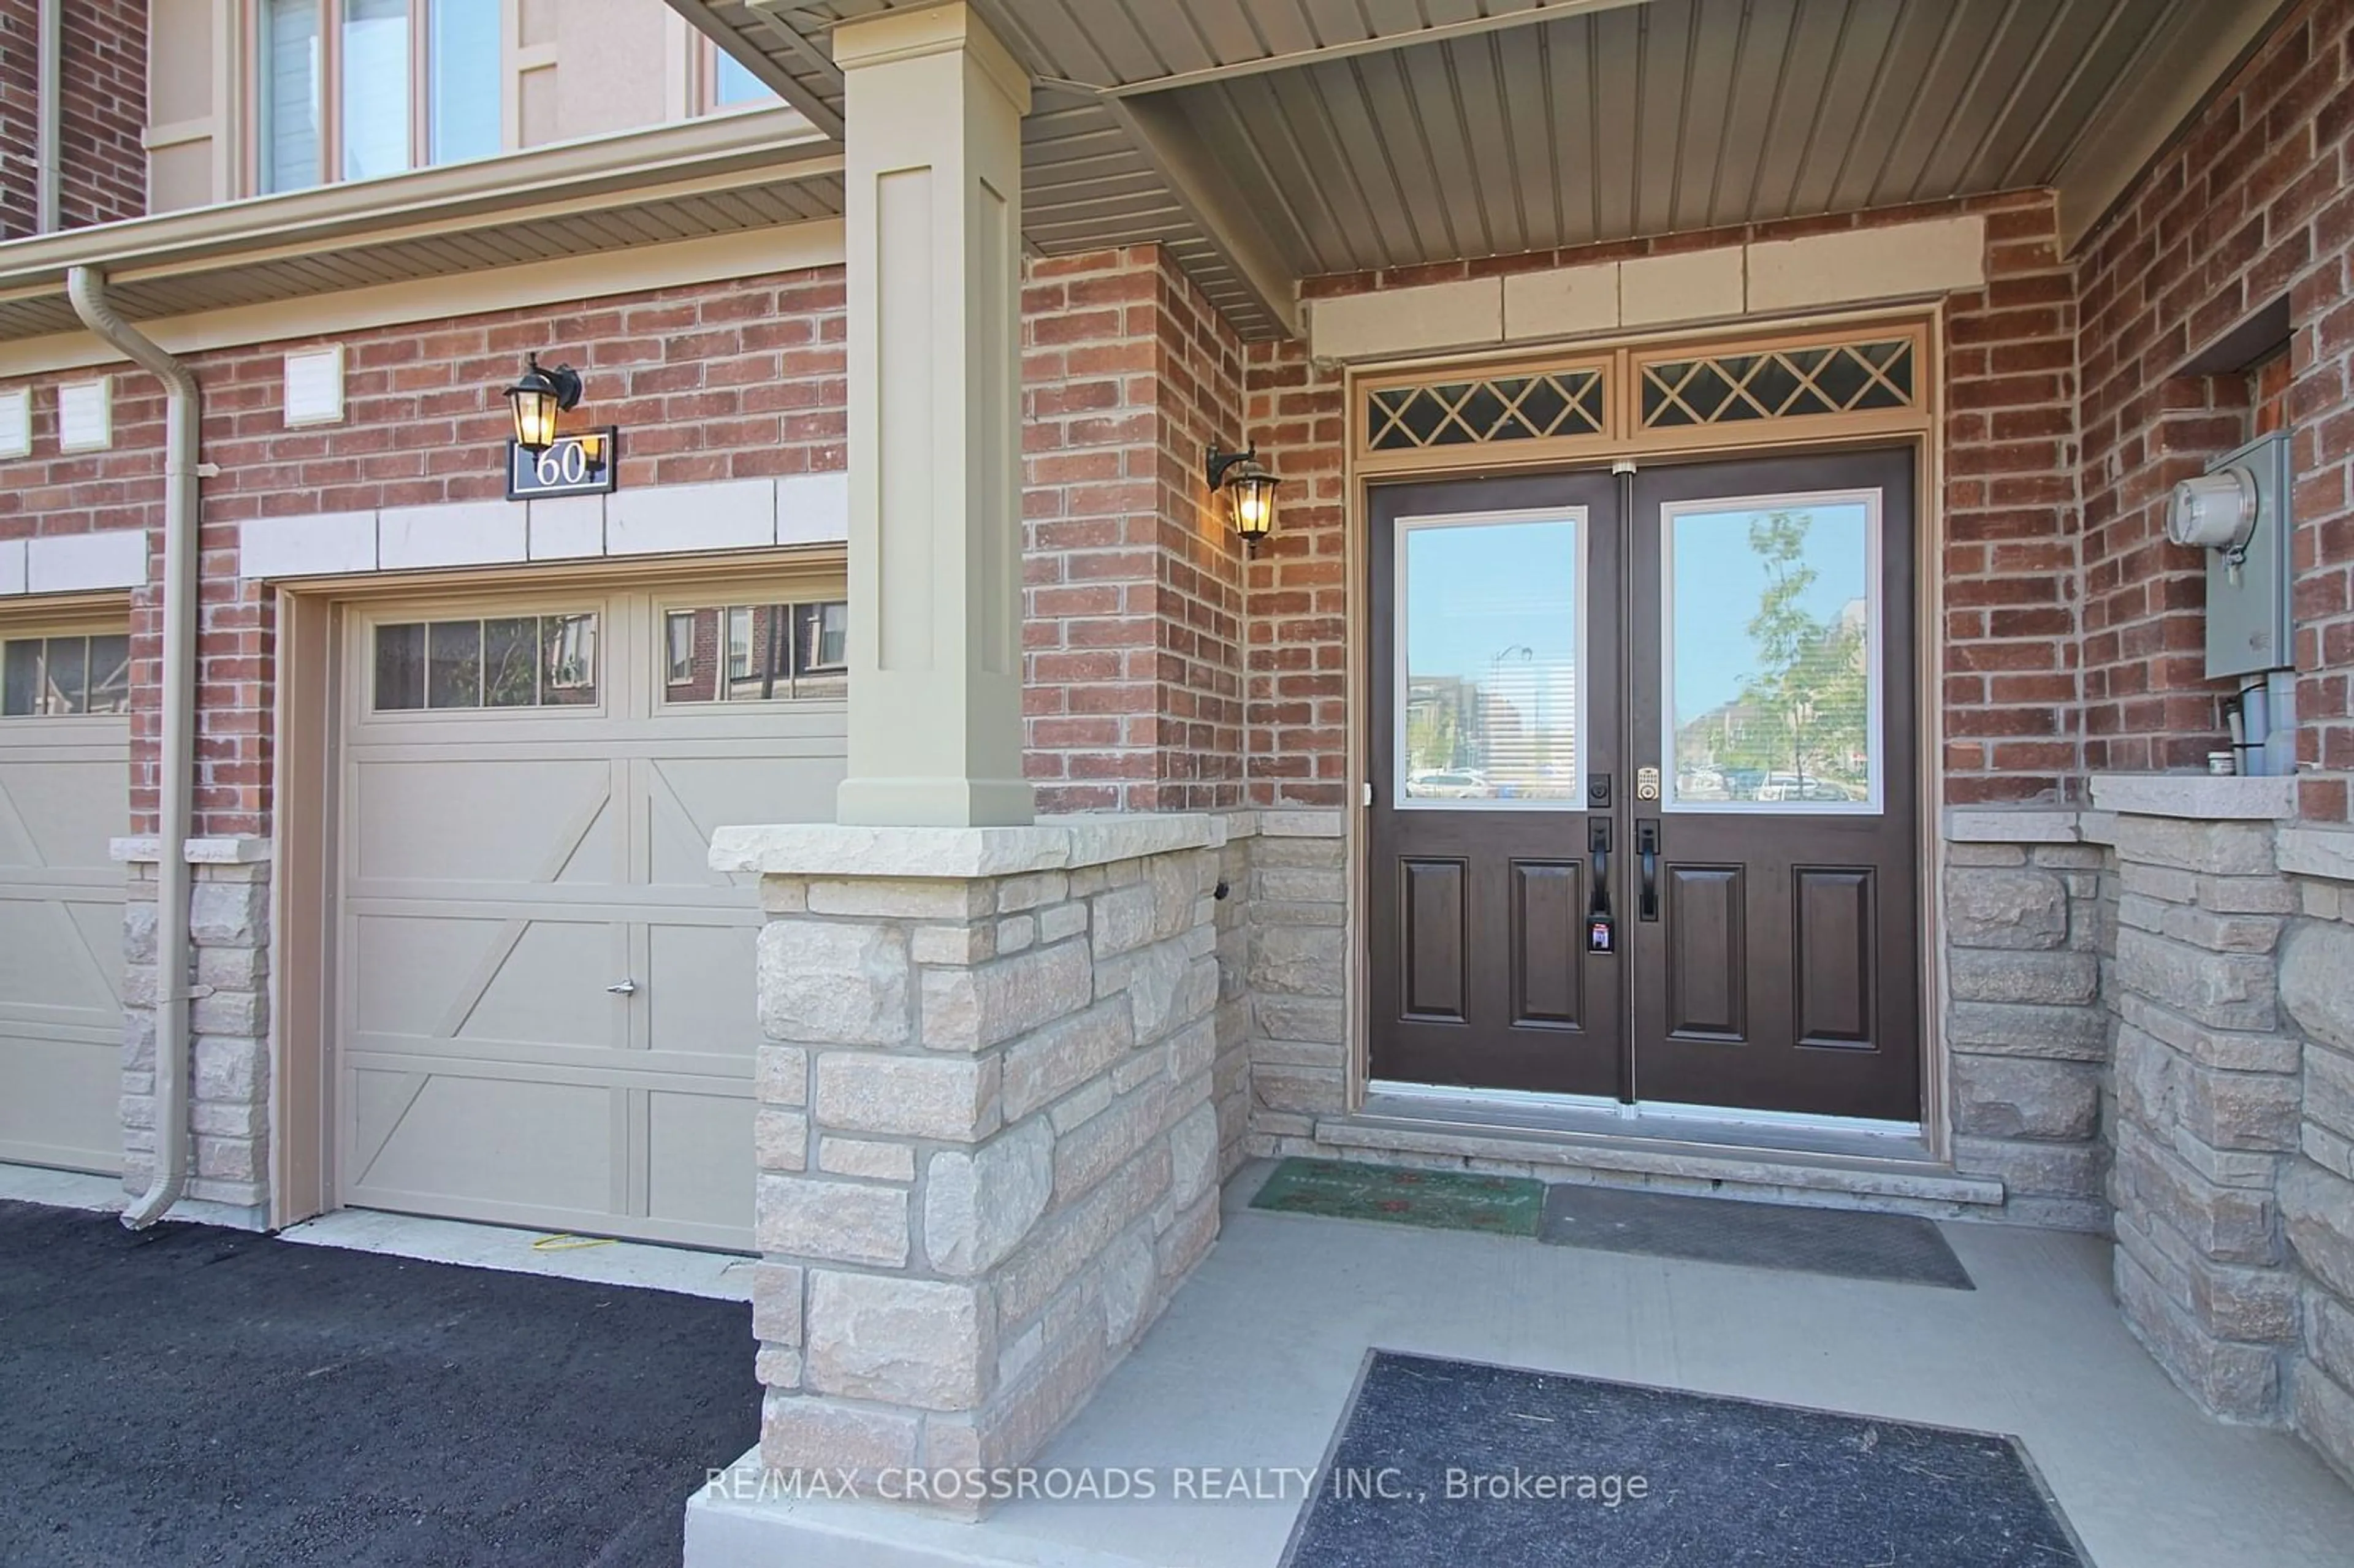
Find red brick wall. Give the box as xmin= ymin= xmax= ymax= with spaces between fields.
xmin=59 ymin=0 xmax=146 ymax=229
xmin=0 ymin=0 xmax=34 ymax=240
xmin=0 ymin=267 xmax=848 ymax=836
xmin=1260 ymin=192 xmax=2085 ymax=810
xmin=1021 ymin=245 xmax=1248 ymax=812
xmin=2076 ymin=0 xmax=2354 ymax=816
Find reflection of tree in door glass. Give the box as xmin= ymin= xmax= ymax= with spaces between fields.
xmin=1672 ymin=504 xmax=1870 ymax=806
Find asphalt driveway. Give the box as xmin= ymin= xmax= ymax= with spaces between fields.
xmin=0 ymin=1199 xmax=759 ymax=1566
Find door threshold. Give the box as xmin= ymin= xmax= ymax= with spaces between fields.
xmin=1325 ymin=1086 xmax=2000 ymax=1209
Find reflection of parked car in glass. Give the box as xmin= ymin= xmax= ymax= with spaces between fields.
xmin=1408 ymin=769 xmax=1488 ymax=799
xmin=1760 ymin=773 xmax=1857 ymax=802
xmin=1677 ymin=767 xmax=1731 ymax=801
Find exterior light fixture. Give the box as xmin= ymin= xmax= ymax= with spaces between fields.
xmin=505 ymin=353 xmax=583 ymax=454
xmin=1206 ymin=440 xmax=1280 ymax=550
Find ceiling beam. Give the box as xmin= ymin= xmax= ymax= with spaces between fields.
xmin=1099 ymin=0 xmax=1656 ymax=99
xmin=2053 ymin=0 xmax=2296 ymax=254
xmin=1105 ymin=92 xmax=1302 ymax=338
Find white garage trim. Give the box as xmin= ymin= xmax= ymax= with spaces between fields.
xmin=239 ymin=473 xmax=850 ymax=582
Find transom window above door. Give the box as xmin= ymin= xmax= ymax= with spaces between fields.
xmin=373 ymin=613 xmax=598 ymax=712
xmin=663 ymin=601 xmax=847 ymax=704
xmin=0 ymin=634 xmax=131 ymax=718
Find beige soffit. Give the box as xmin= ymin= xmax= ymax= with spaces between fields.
xmin=0 ymin=222 xmax=847 ymax=379
xmin=0 ymin=109 xmax=842 ymax=341
xmin=1309 ymin=215 xmax=1986 ymax=363
xmin=2052 ymin=0 xmax=2299 ymax=254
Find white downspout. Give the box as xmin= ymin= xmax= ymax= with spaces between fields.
xmin=35 ymin=0 xmax=60 ymax=232
xmin=68 ymin=266 xmax=200 ymax=1230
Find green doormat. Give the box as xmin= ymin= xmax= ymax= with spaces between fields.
xmin=1250 ymin=1158 xmax=1544 ymax=1237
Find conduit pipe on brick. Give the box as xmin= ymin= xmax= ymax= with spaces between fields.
xmin=35 ymin=0 xmax=59 ymax=231
xmin=68 ymin=266 xmax=199 ymax=1230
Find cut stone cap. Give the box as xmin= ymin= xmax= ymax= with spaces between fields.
xmin=2087 ymin=774 xmax=2296 ymax=820
xmin=709 ymin=813 xmax=1227 ymax=880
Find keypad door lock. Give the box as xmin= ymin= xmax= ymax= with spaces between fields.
xmin=1635 ymin=766 xmax=1661 ymax=802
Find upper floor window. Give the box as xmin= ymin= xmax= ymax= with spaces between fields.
xmin=257 ymin=0 xmax=503 ymax=195
xmin=711 ymin=48 xmax=771 ymax=110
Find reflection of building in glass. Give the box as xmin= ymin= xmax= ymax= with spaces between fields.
xmin=663 ymin=601 xmax=849 ymax=704
xmin=1478 ymin=660 xmax=1578 ymax=795
xmin=1675 ymin=595 xmax=1870 ymax=802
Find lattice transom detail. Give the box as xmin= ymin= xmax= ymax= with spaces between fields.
xmin=1639 ymin=340 xmax=1916 ymax=429
xmin=1368 ymin=369 xmax=1607 ymax=451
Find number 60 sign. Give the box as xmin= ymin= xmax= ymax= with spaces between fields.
xmin=506 ymin=428 xmax=620 ymax=501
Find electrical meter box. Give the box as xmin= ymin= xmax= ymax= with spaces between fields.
xmin=2168 ymin=430 xmax=2293 ymax=679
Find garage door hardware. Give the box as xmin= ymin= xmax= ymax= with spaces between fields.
xmin=604 ymin=980 xmax=639 ymax=996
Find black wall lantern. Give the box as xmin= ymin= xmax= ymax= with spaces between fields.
xmin=506 ymin=352 xmax=584 ymax=454
xmin=1206 ymin=440 xmax=1281 ymax=551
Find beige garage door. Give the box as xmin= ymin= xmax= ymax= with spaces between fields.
xmin=0 ymin=618 xmax=131 ymax=1175
xmin=338 ymin=579 xmax=845 ymax=1250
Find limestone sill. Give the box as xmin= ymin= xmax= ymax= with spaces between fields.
xmin=2087 ymin=773 xmax=2296 ymax=820
xmin=1317 ymin=1104 xmax=2003 ymax=1209
xmin=709 ymin=812 xmax=1226 ymax=880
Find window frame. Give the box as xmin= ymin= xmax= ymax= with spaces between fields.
xmin=246 ymin=0 xmax=496 ymax=196
xmin=0 ymin=619 xmax=134 ymax=722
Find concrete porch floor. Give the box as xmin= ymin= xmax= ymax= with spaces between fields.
xmin=690 ymin=1165 xmax=2354 ymax=1567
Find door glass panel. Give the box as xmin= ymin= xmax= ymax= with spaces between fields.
xmin=1396 ymin=513 xmax=1580 ymax=807
xmin=1664 ymin=493 xmax=1878 ymax=812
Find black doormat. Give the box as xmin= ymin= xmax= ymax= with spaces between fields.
xmin=1539 ymin=1181 xmax=1975 ymax=1289
xmin=0 ymin=1200 xmax=758 ymax=1567
xmin=1281 ymin=1352 xmax=2087 ymax=1568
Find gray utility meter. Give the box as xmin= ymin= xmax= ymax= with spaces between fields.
xmin=2165 ymin=429 xmax=2295 ymax=773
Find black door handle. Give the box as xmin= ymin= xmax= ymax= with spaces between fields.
xmin=1637 ymin=819 xmax=1659 ymax=921
xmin=1589 ymin=818 xmax=1612 ymax=916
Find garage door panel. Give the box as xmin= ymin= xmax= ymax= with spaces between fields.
xmin=349 ymin=914 xmax=615 ymax=1046
xmin=346 ymin=1068 xmax=614 ymax=1216
xmin=648 ymin=924 xmax=761 ymax=1060
xmin=351 ymin=758 xmax=617 ymax=885
xmin=0 ymin=1030 xmax=123 ymax=1172
xmin=0 ymin=755 xmax=126 ymax=868
xmin=0 ymin=698 xmax=128 ymax=1176
xmin=647 ymin=1090 xmax=755 ymax=1233
xmin=649 ymin=755 xmax=843 ymax=886
xmin=338 ymin=587 xmax=841 ymax=1251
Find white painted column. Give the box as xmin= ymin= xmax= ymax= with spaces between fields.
xmin=833 ymin=4 xmax=1034 ymax=828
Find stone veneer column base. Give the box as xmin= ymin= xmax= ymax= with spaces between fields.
xmin=709 ymin=815 xmax=1227 ymax=1512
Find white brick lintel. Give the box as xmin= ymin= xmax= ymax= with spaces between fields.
xmin=0 ymin=528 xmax=149 ymax=595
xmin=111 ymin=835 xmax=275 ymax=866
xmin=1309 ymin=214 xmax=1986 ymax=362
xmin=237 ymin=471 xmax=850 ymax=581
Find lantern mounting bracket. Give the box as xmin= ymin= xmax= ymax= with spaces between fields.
xmin=1205 ymin=440 xmax=1258 ymax=490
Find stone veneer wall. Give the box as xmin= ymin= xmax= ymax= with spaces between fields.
xmin=735 ymin=825 xmax=1224 ymax=1496
xmin=2101 ymin=810 xmax=2308 ymax=1421
xmin=1942 ymin=832 xmax=2111 ymax=1230
xmin=1243 ymin=810 xmax=1350 ymax=1147
xmin=120 ymin=850 xmax=272 ymax=1217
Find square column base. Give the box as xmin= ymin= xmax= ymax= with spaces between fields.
xmin=726 ymin=816 xmax=1229 ymax=1512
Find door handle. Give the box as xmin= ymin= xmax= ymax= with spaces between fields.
xmin=606 ymin=979 xmax=639 ymax=996
xmin=1636 ymin=820 xmax=1659 ymax=921
xmin=1588 ymin=818 xmax=1612 ymax=911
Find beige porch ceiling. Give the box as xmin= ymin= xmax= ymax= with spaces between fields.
xmin=677 ymin=0 xmax=2290 ymax=338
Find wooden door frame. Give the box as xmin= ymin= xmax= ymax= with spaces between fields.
xmin=1338 ymin=305 xmax=1951 ymax=1155
xmin=267 ymin=549 xmax=845 ymax=1229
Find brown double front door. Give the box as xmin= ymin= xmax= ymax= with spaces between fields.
xmin=1367 ymin=447 xmax=1919 ymax=1122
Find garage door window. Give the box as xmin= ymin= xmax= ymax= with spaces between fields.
xmin=373 ymin=613 xmax=598 ymax=712
xmin=663 ymin=601 xmax=847 ymax=704
xmin=1 ymin=634 xmax=131 ymax=717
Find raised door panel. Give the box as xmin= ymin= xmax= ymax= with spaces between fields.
xmin=1663 ymin=864 xmax=1744 ymax=1040
xmin=1400 ymin=858 xmax=1468 ymax=1022
xmin=1794 ymin=867 xmax=1875 ymax=1048
xmin=1509 ymin=859 xmax=1583 ymax=1029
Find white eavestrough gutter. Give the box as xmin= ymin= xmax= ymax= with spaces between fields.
xmin=67 ymin=265 xmax=199 ymax=1230
xmin=34 ymin=0 xmax=59 ymax=232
